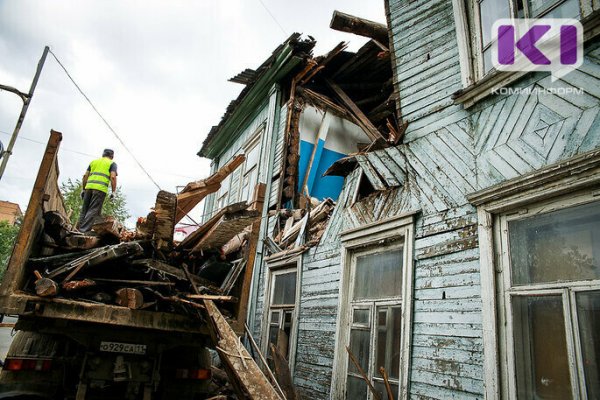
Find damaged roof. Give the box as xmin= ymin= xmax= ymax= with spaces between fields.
xmin=198 ymin=33 xmax=316 ymax=159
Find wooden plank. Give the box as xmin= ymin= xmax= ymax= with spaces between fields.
xmin=355 ymin=154 xmax=386 ymax=190
xmin=130 ymin=258 xmax=222 ymax=293
xmin=270 ymin=343 xmax=299 ymax=400
xmin=175 ymin=154 xmax=245 ymax=223
xmin=153 ymin=191 xmax=177 ymax=251
xmin=324 ymin=79 xmax=385 ymax=142
xmin=178 ymin=202 xmax=248 ymax=249
xmin=190 ymin=210 xmax=259 ymax=252
xmin=0 ymin=130 xmax=62 ymax=297
xmin=232 ymin=183 xmax=265 ymax=333
xmin=203 ymin=299 xmax=282 ymax=400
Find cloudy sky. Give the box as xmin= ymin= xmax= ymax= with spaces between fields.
xmin=0 ymin=0 xmax=385 ymax=227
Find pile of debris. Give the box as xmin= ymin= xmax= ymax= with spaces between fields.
xmin=264 ymin=197 xmax=335 ymax=257
xmin=27 ymin=178 xmax=263 ymax=321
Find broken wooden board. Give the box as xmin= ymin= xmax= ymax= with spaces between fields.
xmin=115 ymin=288 xmax=144 ymax=309
xmin=47 ymin=241 xmax=144 ymax=282
xmin=178 ymin=202 xmax=248 ymax=250
xmin=191 ymin=210 xmax=260 ymax=253
xmin=63 ymin=234 xmax=101 ymax=250
xmin=176 ymin=154 xmax=245 ymax=223
xmin=91 ymin=217 xmax=124 ymax=240
xmin=203 ymin=299 xmax=282 ymax=400
xmin=270 ymin=343 xmax=299 ymax=400
xmin=325 ymin=78 xmax=385 ymax=142
xmin=130 ymin=258 xmax=223 ymax=293
xmin=153 ymin=191 xmax=177 ymax=251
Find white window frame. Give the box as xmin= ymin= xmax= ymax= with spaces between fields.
xmin=239 ymin=125 xmax=265 ymax=203
xmin=452 ymin=0 xmax=598 ymax=107
xmin=332 ymin=213 xmax=416 ymax=400
xmin=261 ymin=256 xmax=302 ymax=374
xmin=470 ymin=149 xmax=600 ymax=399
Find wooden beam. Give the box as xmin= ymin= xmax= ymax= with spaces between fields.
xmin=0 ymin=130 xmax=62 ymax=297
xmin=325 ymin=79 xmax=385 ymax=142
xmin=203 ymin=299 xmax=282 ymax=400
xmin=175 ymin=154 xmax=245 ymax=223
xmin=232 ymin=183 xmax=265 ymax=333
xmin=154 ymin=191 xmax=177 ymax=251
xmin=330 ymin=10 xmax=389 ymax=44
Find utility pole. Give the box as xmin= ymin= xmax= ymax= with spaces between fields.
xmin=0 ymin=46 xmax=49 ymax=181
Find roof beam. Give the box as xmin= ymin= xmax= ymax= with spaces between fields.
xmin=330 ymin=10 xmax=389 ymax=44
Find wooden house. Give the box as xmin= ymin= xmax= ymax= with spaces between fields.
xmin=199 ymin=1 xmax=600 ymax=398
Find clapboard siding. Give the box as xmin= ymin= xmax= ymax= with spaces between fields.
xmin=291 ymin=170 xmax=360 ymax=399
xmin=391 ymin=0 xmax=464 ymax=124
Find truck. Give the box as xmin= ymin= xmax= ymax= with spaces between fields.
xmin=0 ymin=131 xmax=263 ymax=400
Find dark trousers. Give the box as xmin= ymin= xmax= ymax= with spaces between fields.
xmin=78 ymin=189 xmax=106 ymax=232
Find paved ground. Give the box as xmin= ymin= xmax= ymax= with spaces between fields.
xmin=0 ymin=316 xmax=17 ymax=361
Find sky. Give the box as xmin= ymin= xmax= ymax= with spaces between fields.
xmin=0 ymin=0 xmax=385 ymax=228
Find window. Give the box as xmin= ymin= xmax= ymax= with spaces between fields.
xmin=496 ymin=199 xmax=600 ymax=399
xmin=215 ymin=174 xmax=230 ymax=210
xmin=346 ymin=247 xmax=403 ymax=400
xmin=472 ymin=0 xmax=580 ymax=77
xmin=335 ymin=215 xmax=415 ymax=400
xmin=241 ymin=141 xmax=260 ymax=203
xmin=263 ymin=262 xmax=300 ymax=371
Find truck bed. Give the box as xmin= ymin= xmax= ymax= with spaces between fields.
xmin=0 ymin=131 xmax=209 ymax=334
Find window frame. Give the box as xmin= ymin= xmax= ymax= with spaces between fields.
xmin=239 ymin=125 xmax=264 ymax=203
xmin=470 ymin=149 xmax=600 ymax=399
xmin=333 ymin=213 xmax=416 ymax=400
xmin=261 ymin=256 xmax=302 ymax=374
xmin=497 ymin=195 xmax=600 ymax=399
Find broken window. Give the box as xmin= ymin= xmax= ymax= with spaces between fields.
xmin=264 ymin=264 xmax=298 ymax=370
xmin=498 ymin=199 xmax=600 ymax=399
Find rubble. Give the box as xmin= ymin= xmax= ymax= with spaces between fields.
xmin=25 ymin=183 xmax=264 ymax=322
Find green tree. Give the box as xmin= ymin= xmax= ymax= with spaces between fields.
xmin=0 ymin=220 xmax=20 ymax=280
xmin=60 ymin=179 xmax=130 ymax=226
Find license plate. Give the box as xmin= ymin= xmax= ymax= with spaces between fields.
xmin=99 ymin=341 xmax=147 ymax=355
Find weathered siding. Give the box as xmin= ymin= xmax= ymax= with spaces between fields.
xmin=293 ymin=169 xmax=360 ymax=399
xmin=389 ymin=0 xmax=466 ymax=136
xmin=386 ymin=0 xmax=600 ymax=397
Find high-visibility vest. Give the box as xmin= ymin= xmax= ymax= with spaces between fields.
xmin=85 ymin=157 xmax=113 ymax=193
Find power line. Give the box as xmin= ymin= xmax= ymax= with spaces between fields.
xmin=47 ymin=48 xmax=163 ymax=191
xmin=257 ymin=0 xmax=288 ymax=36
xmin=0 ymin=130 xmax=196 ymax=180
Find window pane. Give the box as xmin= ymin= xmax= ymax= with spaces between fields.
xmin=527 ymin=0 xmax=577 ymax=17
xmin=509 ymin=201 xmax=600 ymax=285
xmin=374 ymin=379 xmax=398 ymax=400
xmin=483 ymin=47 xmax=494 ymax=74
xmin=545 ymin=0 xmax=579 ymax=18
xmin=353 ymin=309 xmax=370 ymax=325
xmin=246 ymin=144 xmax=260 ymax=168
xmin=272 ymin=272 xmax=296 ymax=305
xmin=480 ymin=0 xmax=510 ymax=46
xmin=375 ymin=306 xmax=402 ymax=380
xmin=346 ymin=375 xmax=367 ymax=400
xmin=348 ymin=328 xmax=370 ymax=375
xmin=512 ymin=296 xmax=572 ymax=399
xmin=353 ymin=250 xmax=403 ymax=300
xmin=576 ymin=291 xmax=600 ymax=398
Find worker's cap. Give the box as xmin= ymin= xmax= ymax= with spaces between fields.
xmin=102 ymin=149 xmax=114 ymax=157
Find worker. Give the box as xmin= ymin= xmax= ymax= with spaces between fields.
xmin=78 ymin=149 xmax=117 ymax=232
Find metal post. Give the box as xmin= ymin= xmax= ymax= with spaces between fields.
xmin=0 ymin=46 xmax=49 ymax=180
